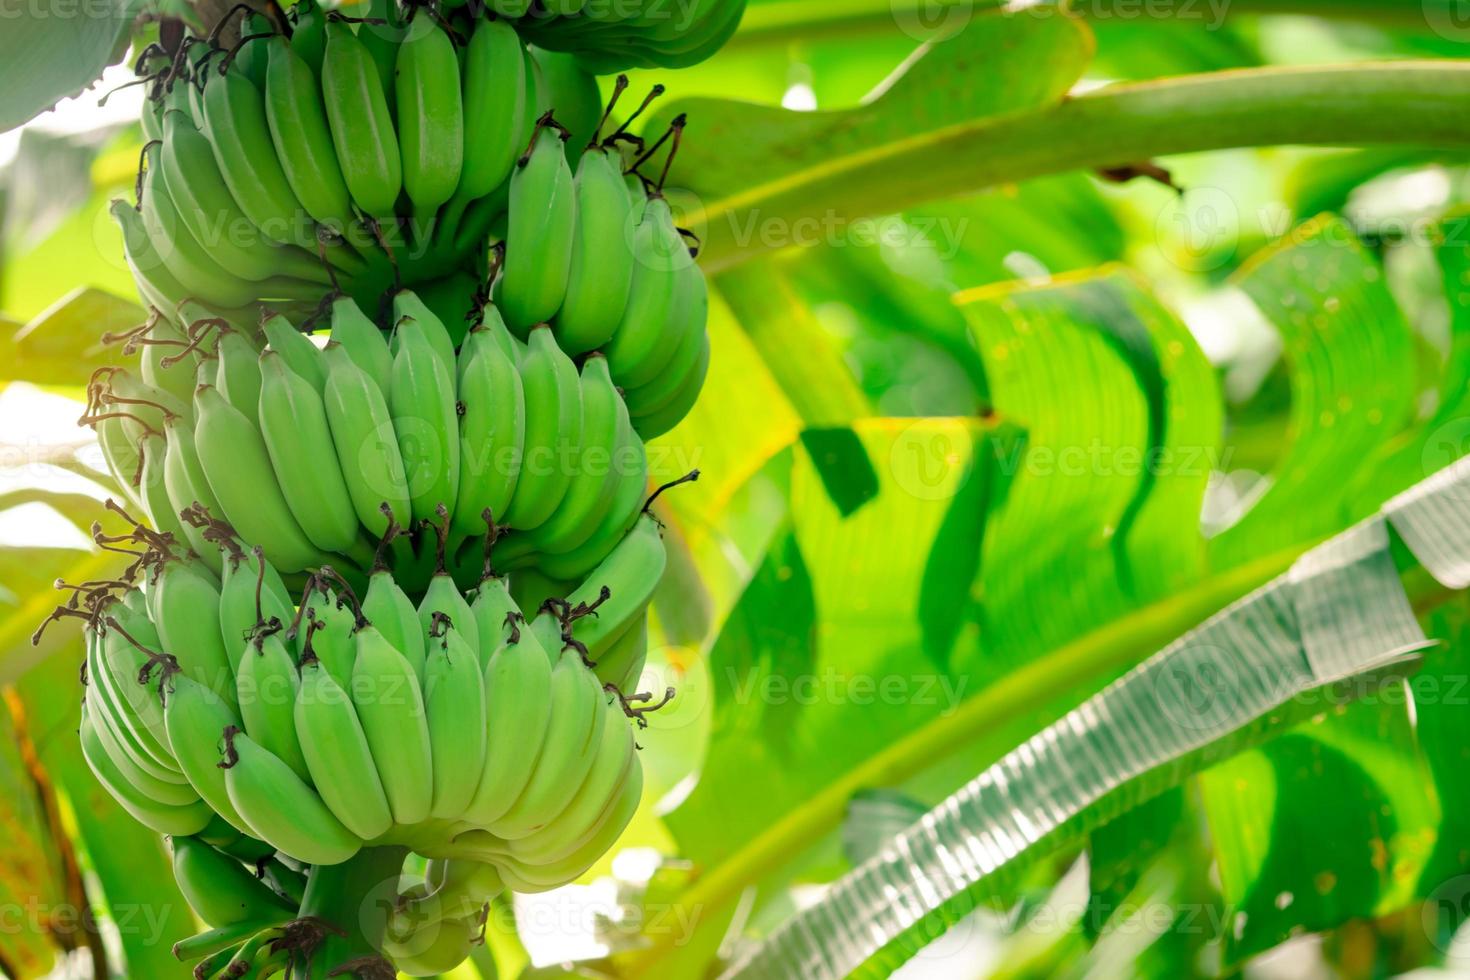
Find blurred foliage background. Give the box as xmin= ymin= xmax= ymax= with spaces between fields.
xmin=7 ymin=1 xmax=1470 ymax=978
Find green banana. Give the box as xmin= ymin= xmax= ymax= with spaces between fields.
xmin=138 ymin=432 xmax=186 ymax=541
xmin=290 ymin=0 xmax=328 ymax=71
xmin=88 ymin=617 xmax=178 ymax=779
xmin=533 ymin=439 xmax=647 ymax=582
xmin=217 ymin=545 xmax=295 ymax=668
xmin=220 ymin=725 xmax=362 ymax=865
xmin=214 ymin=325 xmax=265 ymax=425
xmin=351 ymin=625 xmax=433 ymax=826
xmin=193 ymin=384 xmax=327 ymax=573
xmin=506 ymin=699 xmax=636 ymax=865
xmin=80 ymin=704 xmax=213 ymax=836
xmin=322 ymin=18 xmax=402 ymax=218
xmin=633 ymin=334 xmax=710 ymax=440
xmin=469 ymin=574 xmax=520 ymax=671
xmin=257 ymin=350 xmax=368 ymax=560
xmin=140 ymin=154 xmax=263 ymax=309
xmin=161 ymin=415 xmax=226 ymax=565
xmin=396 ymin=15 xmax=464 ymax=216
xmin=362 ymin=565 xmax=428 ymax=683
xmin=140 ymin=312 xmax=205 ymax=403
xmin=260 ymin=311 xmax=326 ymax=392
xmin=293 ymin=579 xmax=359 ymax=692
xmin=451 ymin=317 xmax=525 ymax=543
xmin=263 ymin=35 xmax=354 ymax=235
xmin=487 ymin=644 xmax=605 ymax=839
xmin=461 ymin=621 xmax=553 ymax=828
xmin=321 ymin=342 xmax=413 ymax=542
xmin=419 ymin=543 xmax=480 ymax=655
xmin=384 ymin=916 xmax=475 ymax=977
xmin=529 ymin=46 xmax=601 ymax=162
xmin=496 ymin=118 xmax=576 ymax=333
xmin=111 ymin=199 xmax=194 ymax=317
xmin=159 ymin=108 xmax=330 ymax=284
xmin=162 ymin=673 xmax=257 ymax=838
xmin=147 ymin=554 xmax=238 ymax=706
xmin=295 ymin=655 xmax=395 ymax=841
xmin=389 ymin=316 xmax=460 ymax=526
xmin=592 ymin=609 xmax=648 ymax=692
xmin=454 ymin=16 xmax=526 ymax=206
xmin=501 ymin=325 xmax=581 ymax=531
xmin=516 ymin=353 xmax=624 ymax=556
xmin=356 ymin=0 xmax=405 ymax=108
xmin=553 ymin=146 xmax=633 ymax=355
xmin=327 ymin=294 xmax=392 ymax=394
xmin=86 ymin=686 xmax=195 ymax=804
xmin=603 ymin=196 xmax=687 ymax=389
xmin=391 ymin=289 xmax=457 ymax=377
xmin=424 ymin=616 xmax=487 ymax=820
xmin=623 ymin=296 xmax=707 ymax=421
xmin=236 ymin=630 xmax=309 ymax=782
xmin=564 ymin=512 xmax=667 ymax=662
xmin=171 ymin=836 xmax=295 ymax=928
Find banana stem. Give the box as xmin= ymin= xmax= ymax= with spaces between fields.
xmin=298 ymin=845 xmax=408 ymax=979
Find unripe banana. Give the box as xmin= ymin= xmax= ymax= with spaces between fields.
xmin=624 ymin=292 xmax=707 ymax=421
xmin=389 ymin=316 xmax=460 ymax=526
xmin=290 ymin=0 xmax=328 ymax=71
xmin=593 ymin=610 xmax=648 ymax=692
xmin=496 ymin=119 xmax=576 ymax=333
xmin=502 ymin=325 xmax=581 ymax=531
xmin=140 ymin=313 xmax=204 ymax=403
xmin=451 ymin=316 xmax=524 ymax=542
xmin=220 ymin=725 xmax=362 ymax=865
xmin=111 ymin=199 xmax=195 ymax=318
xmin=88 ymin=619 xmax=177 ymax=780
xmin=162 ymin=673 xmax=255 ymax=837
xmin=455 ymin=16 xmax=527 ymax=205
xmin=160 ymin=415 xmax=226 ymax=565
xmin=171 ymin=836 xmax=295 ymax=928
xmin=419 ymin=512 xmax=480 ymax=654
xmin=295 ymin=656 xmax=395 ymax=842
xmin=257 ymin=350 xmax=369 ymax=561
xmin=603 ymin=197 xmax=688 ymax=389
xmin=138 ymin=432 xmax=186 ymax=542
xmin=215 ymin=325 xmax=265 ymax=426
xmin=488 ymin=645 xmax=605 ymax=840
xmin=80 ymin=704 xmax=213 ymax=837
xmin=236 ymin=631 xmax=309 ymax=782
xmin=86 ymin=686 xmax=194 ymax=805
xmin=462 ymin=623 xmax=554 ymax=827
xmin=263 ymin=35 xmax=354 ymax=236
xmin=217 ymin=547 xmax=294 ymax=671
xmin=554 ymin=147 xmax=634 ymax=355
xmin=564 ymin=512 xmax=666 ymax=662
xmin=352 ymin=625 xmax=433 ymax=826
xmin=320 ymin=343 xmax=414 ymax=548
xmin=362 ymin=566 xmax=428 ymax=684
xmin=492 ymin=759 xmax=641 ymax=892
xmin=633 ymin=334 xmax=710 ymax=440
xmin=148 ymin=555 xmax=238 ymax=707
xmin=529 ymin=47 xmax=601 ymax=163
xmin=424 ymin=618 xmax=487 ymax=820
xmin=396 ymin=15 xmax=464 ymax=216
xmin=261 ymin=311 xmax=326 ymax=392
xmin=193 ymin=384 xmax=327 ymax=573
xmin=391 ymin=289 xmax=458 ymax=378
xmin=390 ymin=860 xmax=501 ymax=938
xmin=294 ymin=582 xmax=359 ymax=691
xmin=323 ymin=18 xmax=402 ymax=218
xmin=506 ymin=699 xmax=637 ymax=865
xmin=140 ymin=155 xmax=264 ymax=310
xmin=469 ymin=575 xmax=521 ymax=671
xmin=327 ymin=295 xmax=392 ymax=394
xmin=384 ymin=915 xmax=475 ymax=978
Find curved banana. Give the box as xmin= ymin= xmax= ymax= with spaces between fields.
xmin=257 ymin=350 xmax=367 ymax=560
xmin=171 ymin=836 xmax=294 ymax=928
xmin=295 ymin=655 xmax=395 ymax=842
xmin=362 ymin=565 xmax=428 ymax=684
xmin=327 ymin=294 xmax=391 ymax=394
xmin=260 ymin=311 xmax=326 ymax=392
xmin=391 ymin=289 xmax=457 ymax=378
xmin=321 ymin=342 xmax=413 ymax=542
xmin=263 ymin=35 xmax=354 ymax=236
xmin=632 ymin=334 xmax=710 ymax=440
xmin=140 ymin=153 xmax=263 ymax=310
xmin=424 ymin=618 xmax=487 ymax=820
xmin=396 ymin=15 xmax=464 ymax=217
xmin=554 ymin=146 xmax=633 ymax=355
xmin=80 ymin=704 xmax=213 ymax=837
xmin=161 ymin=415 xmax=227 ymax=563
xmin=140 ymin=312 xmax=204 ymax=403
xmin=389 ymin=316 xmax=460 ymax=526
xmin=236 ymin=631 xmax=308 ymax=782
xmin=221 ymin=725 xmax=362 ymax=865
xmin=322 ymin=18 xmax=402 ymax=218
xmin=451 ymin=323 xmax=525 ymax=545
xmin=461 ymin=623 xmax=554 ymax=828
xmin=215 ymin=325 xmax=265 ymax=426
xmin=454 ymin=16 xmax=526 ymax=208
xmin=148 ymin=554 xmax=239 ymax=707
xmin=492 ymin=762 xmax=641 ymax=892
xmin=161 ymin=674 xmax=255 ymax=836
xmin=469 ymin=574 xmax=521 ymax=671
xmin=564 ymin=512 xmax=666 ymax=662
xmin=496 ymin=117 xmax=576 ymax=334
xmin=352 ymin=625 xmax=433 ymax=826
xmin=603 ymin=196 xmax=690 ymax=390
xmin=216 ymin=546 xmax=294 ymax=676
xmin=193 ymin=384 xmax=327 ymax=572
xmin=592 ymin=610 xmax=649 ymax=692
xmin=502 ymin=325 xmax=580 ymax=531
xmin=137 ymin=432 xmax=185 ymax=542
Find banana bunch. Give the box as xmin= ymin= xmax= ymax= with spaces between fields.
xmin=86 ymin=287 xmax=662 ymax=591
xmin=124 ymin=4 xmax=606 ymax=318
xmin=494 ymin=92 xmax=711 ymax=439
xmin=499 ymin=0 xmax=749 ymax=74
xmin=40 ymin=501 xmax=673 ymax=976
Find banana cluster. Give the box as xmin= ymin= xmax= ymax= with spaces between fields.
xmin=498 ymin=100 xmax=711 ymax=438
xmin=87 ymin=288 xmax=666 ymax=591
xmin=47 ymin=506 xmax=669 ymax=974
xmin=494 ymin=0 xmax=748 ymax=73
xmin=126 ymin=3 xmax=601 ymax=317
